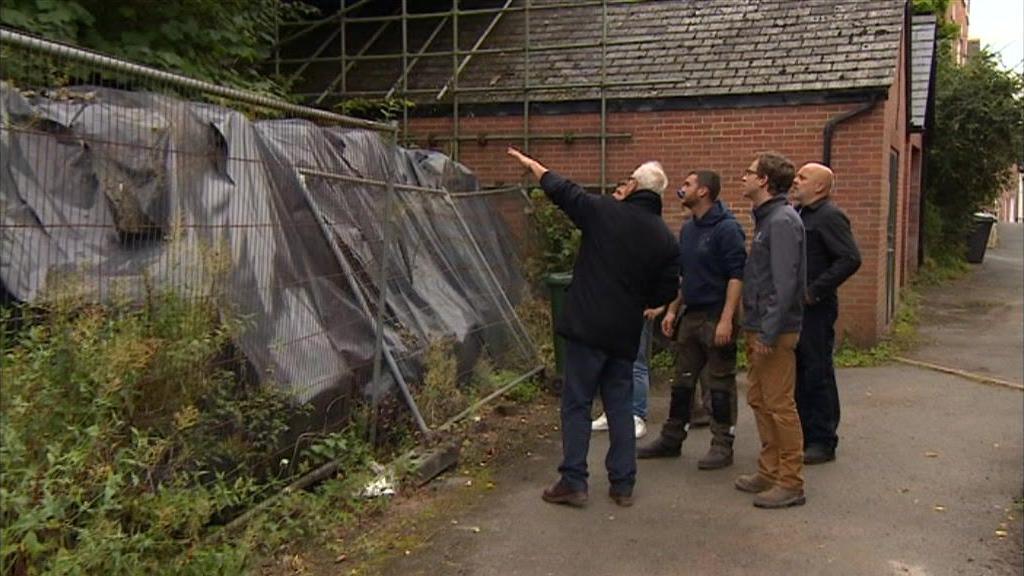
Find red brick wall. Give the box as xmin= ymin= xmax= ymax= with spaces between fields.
xmin=407 ymin=92 xmax=910 ymax=344
xmin=881 ymin=22 xmax=911 ymax=338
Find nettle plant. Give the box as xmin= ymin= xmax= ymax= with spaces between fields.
xmin=0 ymin=288 xmax=306 ymax=573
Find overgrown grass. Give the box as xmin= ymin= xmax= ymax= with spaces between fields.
xmin=516 ymin=293 xmax=555 ymax=375
xmin=0 ymin=292 xmax=387 ymax=574
xmin=915 ymin=252 xmax=971 ymax=286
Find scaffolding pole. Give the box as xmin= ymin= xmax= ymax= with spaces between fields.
xmin=451 ymin=0 xmax=460 ymax=161
xmin=436 ymin=0 xmax=515 ymax=101
xmin=0 ymin=28 xmax=388 ymax=131
xmin=600 ymin=0 xmax=609 ymax=192
xmin=285 ymin=0 xmax=643 ymax=195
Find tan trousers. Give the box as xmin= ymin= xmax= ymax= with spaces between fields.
xmin=745 ymin=332 xmax=804 ymax=491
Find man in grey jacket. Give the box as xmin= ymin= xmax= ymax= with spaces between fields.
xmin=733 ymin=152 xmax=808 ymax=509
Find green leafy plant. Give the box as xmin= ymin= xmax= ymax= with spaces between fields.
xmin=525 ymin=188 xmax=581 ymax=281
xmin=0 ymin=290 xmax=325 ymax=574
xmin=925 ymin=52 xmax=1023 ymax=257
xmin=650 ymin=348 xmax=675 ymax=375
xmin=504 ymin=378 xmax=542 ymax=404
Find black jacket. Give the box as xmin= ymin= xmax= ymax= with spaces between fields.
xmin=541 ymin=171 xmax=679 ymax=359
xmin=798 ymin=198 xmax=862 ymax=305
xmin=678 ymin=200 xmax=747 ymax=311
xmin=741 ymin=195 xmax=806 ymax=345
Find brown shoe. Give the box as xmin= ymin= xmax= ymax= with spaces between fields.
xmin=734 ymin=473 xmax=773 ymax=494
xmin=753 ymin=486 xmax=806 ymax=509
xmin=542 ymin=480 xmax=588 ymax=507
xmin=609 ymin=488 xmax=634 ymax=507
xmin=697 ymin=444 xmax=734 ymax=470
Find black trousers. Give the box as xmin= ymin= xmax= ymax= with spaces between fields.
xmin=796 ymin=298 xmax=840 ymax=450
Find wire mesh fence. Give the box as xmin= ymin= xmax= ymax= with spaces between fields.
xmin=0 ymin=27 xmax=542 ymax=447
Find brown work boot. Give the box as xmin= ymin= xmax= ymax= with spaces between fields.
xmin=541 ymin=479 xmax=588 ymax=508
xmin=753 ymin=486 xmax=806 ymax=509
xmin=734 ymin=473 xmax=773 ymax=494
xmin=637 ymin=420 xmax=686 ymax=459
xmin=697 ymin=444 xmax=734 ymax=470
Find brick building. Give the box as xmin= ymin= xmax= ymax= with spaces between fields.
xmin=282 ymin=0 xmax=939 ymax=345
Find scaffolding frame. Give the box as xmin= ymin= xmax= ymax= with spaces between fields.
xmin=274 ymin=0 xmax=661 ymax=192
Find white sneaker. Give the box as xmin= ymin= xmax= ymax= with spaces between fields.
xmin=634 ymin=416 xmax=647 ymax=439
xmin=591 ymin=413 xmax=609 ymax=431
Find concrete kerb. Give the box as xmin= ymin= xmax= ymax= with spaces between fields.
xmin=893 ymin=356 xmax=1024 ymax=392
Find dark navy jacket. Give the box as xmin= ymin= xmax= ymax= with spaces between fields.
xmin=540 ymin=171 xmax=679 ymax=359
xmin=678 ymin=200 xmax=747 ymax=312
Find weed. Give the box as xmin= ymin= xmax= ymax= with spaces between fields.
xmin=505 ymin=378 xmax=542 ymax=404
xmin=834 ymin=283 xmax=922 ymax=367
xmin=515 ymin=293 xmax=554 ymax=373
xmin=650 ymin=349 xmax=675 ymax=373
xmin=0 ymin=288 xmax=389 ymax=574
xmin=419 ymin=337 xmax=465 ymax=427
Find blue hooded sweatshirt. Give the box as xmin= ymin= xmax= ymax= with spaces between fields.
xmin=678 ymin=200 xmax=747 ymax=311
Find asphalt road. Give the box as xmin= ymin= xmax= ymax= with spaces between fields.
xmin=382 ymin=224 xmax=1024 ymax=576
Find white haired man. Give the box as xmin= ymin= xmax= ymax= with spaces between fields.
xmin=507 ymin=148 xmax=679 ymax=507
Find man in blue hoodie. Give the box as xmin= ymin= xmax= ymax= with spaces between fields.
xmin=638 ymin=170 xmax=746 ymax=470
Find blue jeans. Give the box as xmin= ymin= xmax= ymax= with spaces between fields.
xmin=559 ymin=339 xmax=636 ymax=493
xmin=632 ymin=318 xmax=653 ymax=420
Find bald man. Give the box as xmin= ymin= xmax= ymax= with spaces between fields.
xmin=790 ymin=163 xmax=861 ymax=464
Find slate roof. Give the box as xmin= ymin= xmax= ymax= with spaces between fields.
xmin=910 ymin=14 xmax=938 ymax=129
xmin=338 ymin=0 xmax=907 ymax=103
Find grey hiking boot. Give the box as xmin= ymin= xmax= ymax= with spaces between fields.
xmin=637 ymin=421 xmax=686 ymax=459
xmin=697 ymin=443 xmax=734 ymax=470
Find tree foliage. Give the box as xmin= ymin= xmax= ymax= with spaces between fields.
xmin=926 ymin=49 xmax=1023 ymax=247
xmin=912 ymin=0 xmax=1024 ymax=253
xmin=0 ymin=0 xmax=314 ymax=94
xmin=910 ymin=0 xmax=960 ymax=43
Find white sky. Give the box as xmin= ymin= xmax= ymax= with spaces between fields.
xmin=969 ymin=0 xmax=1024 ymax=72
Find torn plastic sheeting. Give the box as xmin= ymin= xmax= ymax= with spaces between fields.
xmin=0 ymin=83 xmax=528 ymax=408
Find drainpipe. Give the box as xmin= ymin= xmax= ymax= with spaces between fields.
xmin=822 ymin=94 xmax=882 ymax=166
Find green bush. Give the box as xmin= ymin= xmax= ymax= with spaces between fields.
xmin=525 ymin=188 xmax=580 ymax=281
xmin=0 ymin=0 xmax=313 ymax=95
xmin=0 ymin=292 xmax=327 ymax=574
